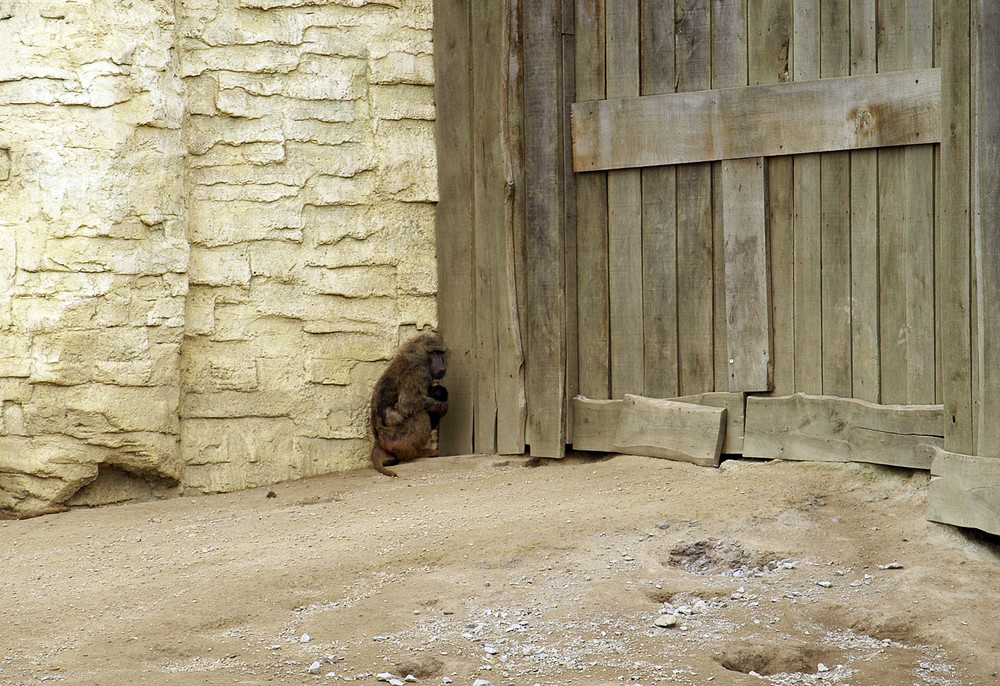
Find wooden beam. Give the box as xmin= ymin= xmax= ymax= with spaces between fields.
xmin=743 ymin=393 xmax=944 ymax=469
xmin=433 ymin=0 xmax=475 ymax=455
xmin=927 ymin=448 xmax=1000 ymax=536
xmin=524 ymin=0 xmax=567 ymax=457
xmin=571 ymin=391 xmax=744 ymax=454
xmin=612 ymin=394 xmax=725 ymax=467
xmin=721 ymin=157 xmax=771 ymax=392
xmin=571 ymin=68 xmax=942 ymax=171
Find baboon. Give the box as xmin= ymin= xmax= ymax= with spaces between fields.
xmin=370 ymin=333 xmax=448 ymax=477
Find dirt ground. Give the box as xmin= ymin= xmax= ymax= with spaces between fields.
xmin=2 ymin=453 xmax=999 ymax=686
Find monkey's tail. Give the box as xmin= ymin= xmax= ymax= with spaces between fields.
xmin=370 ymin=443 xmax=399 ymax=477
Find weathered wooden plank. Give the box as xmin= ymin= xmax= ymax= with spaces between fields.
xmin=935 ymin=0 xmax=972 ymax=452
xmin=613 ymin=394 xmax=725 ymax=466
xmin=574 ymin=0 xmax=611 ymax=400
xmin=722 ymin=158 xmax=772 ymax=392
xmin=674 ymin=391 xmax=745 ymax=454
xmin=875 ymin=0 xmax=906 ymax=405
xmin=904 ymin=0 xmax=936 ymax=404
xmin=749 ymin=0 xmax=794 ymax=395
xmin=472 ymin=0 xmax=525 ymax=455
xmin=792 ymin=0 xmax=822 ymax=396
xmin=640 ymin=0 xmax=678 ymax=398
xmin=975 ymin=0 xmax=1000 ymax=457
xmin=675 ymin=0 xmax=715 ymax=395
xmin=743 ymin=393 xmax=943 ymax=469
xmin=524 ymin=0 xmax=567 ymax=457
xmin=571 ymin=391 xmax=743 ymax=454
xmin=433 ymin=0 xmax=475 ymax=455
xmin=563 ymin=29 xmax=579 ymax=441
xmin=571 ymin=69 xmax=942 ymax=171
xmin=606 ymin=0 xmax=644 ymax=398
xmin=927 ymin=448 xmax=1000 ymax=536
xmin=711 ymin=0 xmax=747 ymax=391
xmin=570 ymin=395 xmax=622 ymax=451
xmin=819 ymin=0 xmax=851 ymax=397
xmin=849 ymin=0 xmax=879 ymax=403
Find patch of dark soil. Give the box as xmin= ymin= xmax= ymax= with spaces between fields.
xmin=666 ymin=539 xmax=785 ymax=577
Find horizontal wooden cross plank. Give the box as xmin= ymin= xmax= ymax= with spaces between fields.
xmin=572 ymin=68 xmax=941 ymax=171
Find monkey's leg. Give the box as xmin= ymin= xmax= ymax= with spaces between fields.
xmin=370 ymin=443 xmax=399 ymax=477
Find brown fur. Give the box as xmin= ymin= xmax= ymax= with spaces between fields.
xmin=369 ymin=333 xmax=448 ymax=477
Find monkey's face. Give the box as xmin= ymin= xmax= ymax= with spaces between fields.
xmin=428 ymin=350 xmax=447 ymax=380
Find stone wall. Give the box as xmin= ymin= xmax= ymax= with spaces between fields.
xmin=0 ymin=0 xmax=437 ymax=514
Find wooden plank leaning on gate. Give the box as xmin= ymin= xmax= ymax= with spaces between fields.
xmin=927 ymin=448 xmax=1000 ymax=537
xmin=743 ymin=393 xmax=944 ymax=469
xmin=612 ymin=395 xmax=725 ymax=467
xmin=571 ymin=392 xmax=744 ymax=456
xmin=571 ymin=68 xmax=942 ymax=171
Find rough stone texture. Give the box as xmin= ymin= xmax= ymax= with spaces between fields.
xmin=0 ymin=0 xmax=437 ymax=513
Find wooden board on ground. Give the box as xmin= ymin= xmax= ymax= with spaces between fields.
xmin=743 ymin=393 xmax=943 ymax=469
xmin=927 ymin=448 xmax=1000 ymax=536
xmin=570 ymin=396 xmax=622 ymax=452
xmin=571 ymin=392 xmax=744 ymax=455
xmin=612 ymin=395 xmax=726 ymax=467
xmin=571 ymin=69 xmax=942 ymax=171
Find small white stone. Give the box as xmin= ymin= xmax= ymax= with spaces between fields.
xmin=405 ymin=676 xmax=418 ymax=683
xmin=473 ymin=680 xmax=494 ymax=686
xmin=816 ymin=580 xmax=832 ymax=588
xmin=654 ymin=614 xmax=678 ymax=628
xmin=817 ymin=663 xmax=830 ymax=672
xmin=389 ymin=679 xmax=406 ymax=686
xmin=879 ymin=562 xmax=904 ymax=570
xmin=376 ymin=673 xmax=396 ymax=682
xmin=442 ymin=679 xmax=453 ymax=685
xmin=308 ymin=661 xmax=322 ymax=674
xmin=484 ymin=644 xmax=499 ymax=655
xmin=300 ymin=633 xmax=311 ymax=643
xmin=693 ymin=599 xmax=708 ymax=613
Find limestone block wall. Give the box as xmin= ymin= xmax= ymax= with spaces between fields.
xmin=0 ymin=0 xmax=437 ymax=513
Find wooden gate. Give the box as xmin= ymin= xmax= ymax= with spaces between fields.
xmin=435 ymin=1 xmax=1000 ymax=534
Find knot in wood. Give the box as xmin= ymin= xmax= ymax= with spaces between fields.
xmin=851 ymin=106 xmax=876 ymax=138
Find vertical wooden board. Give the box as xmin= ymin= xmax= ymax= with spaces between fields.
xmin=711 ymin=0 xmax=747 ymax=390
xmin=574 ymin=0 xmax=611 ymax=400
xmin=640 ymin=0 xmax=679 ymax=399
xmin=819 ymin=0 xmax=851 ymax=398
xmin=749 ymin=0 xmax=794 ymax=395
xmin=975 ymin=0 xmax=1000 ymax=457
xmin=524 ymin=0 xmax=567 ymax=457
xmin=675 ymin=0 xmax=715 ymax=395
xmin=433 ymin=0 xmax=475 ymax=455
xmin=792 ymin=0 xmax=822 ymax=395
xmin=938 ymin=0 xmax=972 ymax=453
xmin=563 ymin=31 xmax=579 ymax=441
xmin=606 ymin=0 xmax=644 ymax=398
xmin=849 ymin=0 xmax=879 ymax=404
xmin=723 ymin=158 xmax=772 ymax=392
xmin=875 ymin=1 xmax=906 ymax=405
xmin=903 ymin=0 xmax=936 ymax=404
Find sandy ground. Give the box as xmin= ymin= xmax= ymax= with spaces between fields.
xmin=2 ymin=453 xmax=999 ymax=686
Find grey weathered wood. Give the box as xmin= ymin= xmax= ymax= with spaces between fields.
xmin=792 ymin=0 xmax=821 ymax=396
xmin=574 ymin=0 xmax=611 ymax=400
xmin=975 ymin=0 xmax=1000 ymax=457
xmin=711 ymin=0 xmax=747 ymax=390
xmin=743 ymin=393 xmax=944 ymax=469
xmin=749 ymin=0 xmax=793 ymax=395
xmin=675 ymin=0 xmax=715 ymax=395
xmin=722 ymin=157 xmax=771 ymax=392
xmin=849 ymin=0 xmax=879 ymax=403
xmin=612 ymin=394 xmax=725 ymax=466
xmin=571 ymin=69 xmax=942 ymax=171
xmin=563 ymin=29 xmax=579 ymax=440
xmin=927 ymin=448 xmax=1000 ymax=536
xmin=571 ymin=391 xmax=743 ymax=454
xmin=524 ymin=0 xmax=567 ymax=457
xmin=433 ymin=0 xmax=475 ymax=455
xmin=903 ymin=0 xmax=936 ymax=405
xmin=819 ymin=0 xmax=851 ymax=397
xmin=472 ymin=0 xmax=525 ymax=454
xmin=570 ymin=395 xmax=622 ymax=451
xmin=640 ymin=0 xmax=678 ymax=399
xmin=606 ymin=0 xmax=644 ymax=398
xmin=936 ymin=0 xmax=972 ymax=452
